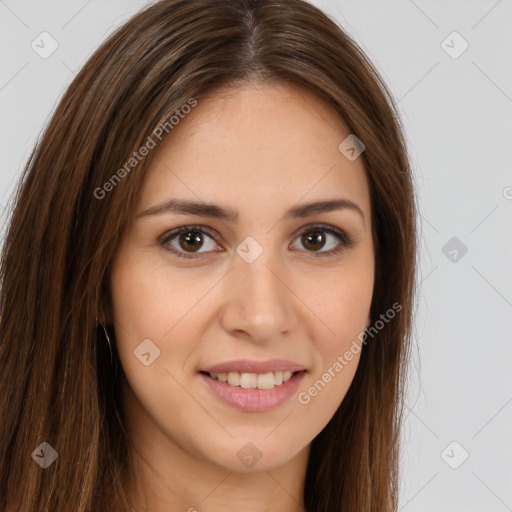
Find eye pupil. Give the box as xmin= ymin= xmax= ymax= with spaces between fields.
xmin=180 ymin=231 xmax=203 ymax=252
xmin=302 ymin=231 xmax=326 ymax=251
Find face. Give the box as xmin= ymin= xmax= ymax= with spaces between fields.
xmin=109 ymin=81 xmax=374 ymax=476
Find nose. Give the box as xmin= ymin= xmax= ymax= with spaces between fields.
xmin=219 ymin=249 xmax=297 ymax=344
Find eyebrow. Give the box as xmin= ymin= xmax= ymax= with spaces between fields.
xmin=137 ymin=197 xmax=365 ymax=223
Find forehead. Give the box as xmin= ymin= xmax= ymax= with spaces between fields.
xmin=137 ymin=81 xmax=371 ymax=221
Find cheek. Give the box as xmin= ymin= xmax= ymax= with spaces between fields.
xmin=110 ymin=261 xmax=163 ymax=337
xmin=108 ymin=250 xmax=217 ymax=382
xmin=108 ymin=257 xmax=203 ymax=431
xmin=110 ymin=245 xmax=188 ymax=337
xmin=303 ymin=258 xmax=374 ymax=347
xmin=109 ymin=250 xmax=170 ymax=374
xmin=296 ymin=290 xmax=365 ymax=431
xmin=293 ymin=258 xmax=372 ymax=420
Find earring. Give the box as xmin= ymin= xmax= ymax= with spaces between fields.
xmin=96 ymin=316 xmax=114 ymax=364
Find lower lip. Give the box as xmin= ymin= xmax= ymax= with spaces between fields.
xmin=199 ymin=371 xmax=306 ymax=412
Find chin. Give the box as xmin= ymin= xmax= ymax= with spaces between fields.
xmin=200 ymin=435 xmax=307 ymax=473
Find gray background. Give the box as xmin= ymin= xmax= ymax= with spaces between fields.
xmin=1 ymin=0 xmax=511 ymax=510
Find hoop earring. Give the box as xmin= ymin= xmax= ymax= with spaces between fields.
xmin=96 ymin=316 xmax=114 ymax=364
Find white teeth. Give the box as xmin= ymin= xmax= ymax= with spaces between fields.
xmin=227 ymin=372 xmax=240 ymax=386
xmin=240 ymin=373 xmax=257 ymax=389
xmin=208 ymin=370 xmax=297 ymax=389
xmin=257 ymin=372 xmax=275 ymax=390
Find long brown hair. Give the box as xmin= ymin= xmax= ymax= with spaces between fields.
xmin=0 ymin=0 xmax=417 ymax=510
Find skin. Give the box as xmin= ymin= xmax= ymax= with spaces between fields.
xmin=108 ymin=81 xmax=374 ymax=512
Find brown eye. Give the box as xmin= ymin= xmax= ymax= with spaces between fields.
xmin=160 ymin=226 xmax=220 ymax=259
xmin=291 ymin=224 xmax=354 ymax=257
xmin=160 ymin=223 xmax=354 ymax=260
xmin=301 ymin=230 xmax=327 ymax=251
xmin=178 ymin=231 xmax=205 ymax=253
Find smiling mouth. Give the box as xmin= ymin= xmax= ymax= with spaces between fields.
xmin=200 ymin=370 xmax=304 ymax=390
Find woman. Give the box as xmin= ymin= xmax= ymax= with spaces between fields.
xmin=0 ymin=0 xmax=418 ymax=510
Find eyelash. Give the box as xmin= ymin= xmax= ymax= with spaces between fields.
xmin=159 ymin=223 xmax=355 ymax=260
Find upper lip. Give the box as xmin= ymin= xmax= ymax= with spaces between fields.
xmin=201 ymin=359 xmax=306 ymax=374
